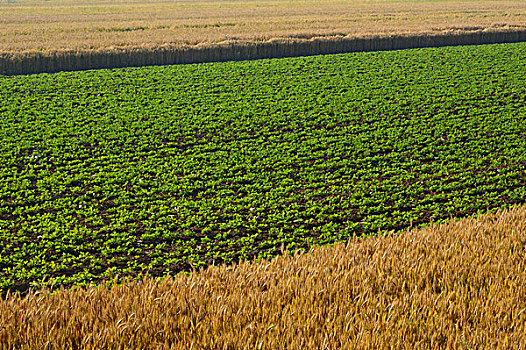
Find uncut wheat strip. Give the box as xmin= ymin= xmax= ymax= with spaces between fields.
xmin=0 ymin=206 xmax=525 ymax=349
xmin=3 ymin=29 xmax=526 ymax=75
xmin=0 ymin=0 xmax=525 ymax=54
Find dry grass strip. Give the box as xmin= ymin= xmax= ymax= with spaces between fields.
xmin=1 ymin=206 xmax=526 ymax=349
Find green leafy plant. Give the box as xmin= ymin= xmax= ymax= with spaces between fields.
xmin=0 ymin=42 xmax=525 ymax=294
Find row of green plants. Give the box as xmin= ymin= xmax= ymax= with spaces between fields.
xmin=0 ymin=42 xmax=525 ymax=293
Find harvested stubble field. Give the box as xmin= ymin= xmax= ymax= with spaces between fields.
xmin=1 ymin=205 xmax=526 ymax=349
xmin=1 ymin=42 xmax=525 ymax=296
xmin=0 ymin=0 xmax=525 ymax=54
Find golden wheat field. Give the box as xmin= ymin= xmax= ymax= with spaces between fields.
xmin=0 ymin=0 xmax=525 ymax=54
xmin=1 ymin=206 xmax=525 ymax=349
xmin=1 ymin=1 xmax=526 ymax=349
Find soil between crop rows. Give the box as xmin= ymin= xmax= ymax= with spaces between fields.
xmin=0 ymin=42 xmax=525 ymax=295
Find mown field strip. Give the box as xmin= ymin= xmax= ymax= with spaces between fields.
xmin=0 ymin=42 xmax=525 ymax=295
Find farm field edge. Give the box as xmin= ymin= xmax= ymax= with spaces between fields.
xmin=0 ymin=41 xmax=525 ymax=296
xmin=1 ymin=204 xmax=525 ymax=349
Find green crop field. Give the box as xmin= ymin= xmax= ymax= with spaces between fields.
xmin=1 ymin=42 xmax=525 ymax=294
